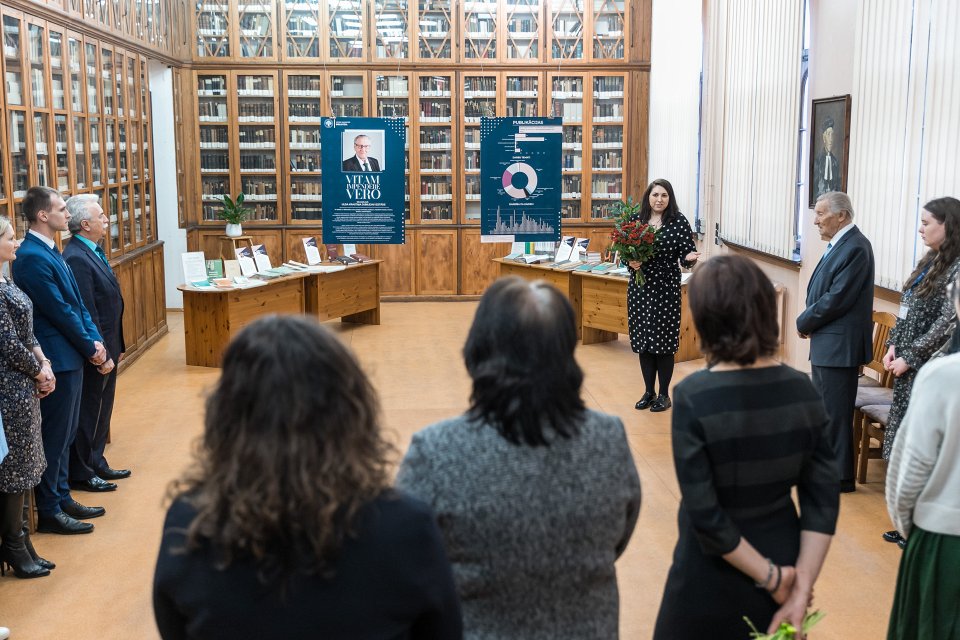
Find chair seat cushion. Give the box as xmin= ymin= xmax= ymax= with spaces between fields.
xmin=858 ymin=376 xmax=882 ymax=388
xmin=862 ymin=404 xmax=891 ymax=424
xmin=855 ymin=386 xmax=893 ymax=409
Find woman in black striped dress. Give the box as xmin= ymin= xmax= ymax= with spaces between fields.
xmin=653 ymin=255 xmax=840 ymax=639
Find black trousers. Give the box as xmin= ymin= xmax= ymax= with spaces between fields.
xmin=69 ymin=362 xmax=117 ymax=482
xmin=810 ymin=365 xmax=857 ymax=485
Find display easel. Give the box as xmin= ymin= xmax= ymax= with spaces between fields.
xmin=218 ymin=235 xmax=255 ymax=261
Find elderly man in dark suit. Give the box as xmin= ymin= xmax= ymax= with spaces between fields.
xmin=341 ymin=134 xmax=381 ymax=172
xmin=797 ymin=191 xmax=875 ymax=493
xmin=11 ymin=186 xmax=110 ymax=534
xmin=812 ymin=117 xmax=842 ymax=198
xmin=63 ymin=194 xmax=130 ymax=494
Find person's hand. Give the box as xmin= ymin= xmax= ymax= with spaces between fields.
xmin=684 ymin=251 xmax=701 ymax=263
xmin=34 ymin=364 xmax=56 ymax=397
xmin=90 ymin=341 xmax=107 ymax=366
xmin=882 ymin=345 xmax=896 ymax=370
xmin=797 ymin=331 xmax=809 ymax=339
xmin=117 ymin=351 xmax=126 ymax=364
xmin=98 ymin=358 xmax=115 ymax=375
xmin=627 ymin=260 xmax=642 ymax=270
xmin=888 ymin=357 xmax=910 ymax=377
xmin=768 ymin=572 xmax=812 ymax=638
xmin=769 ymin=565 xmax=796 ymax=605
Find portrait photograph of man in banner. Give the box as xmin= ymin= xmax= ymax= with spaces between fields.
xmin=480 ymin=117 xmax=562 ymax=243
xmin=321 ymin=117 xmax=406 ymax=244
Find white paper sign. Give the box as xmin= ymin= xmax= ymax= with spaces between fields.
xmin=235 ymin=246 xmax=257 ymax=276
xmin=343 ymin=243 xmax=357 ymax=257
xmin=555 ymin=236 xmax=575 ymax=262
xmin=252 ymin=244 xmax=272 ymax=272
xmin=302 ymin=237 xmax=322 ymax=265
xmin=181 ymin=251 xmax=208 ymax=284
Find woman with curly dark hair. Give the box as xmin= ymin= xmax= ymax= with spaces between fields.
xmin=153 ymin=315 xmax=462 ymax=639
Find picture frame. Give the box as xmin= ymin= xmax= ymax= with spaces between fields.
xmin=808 ymin=95 xmax=852 ymax=207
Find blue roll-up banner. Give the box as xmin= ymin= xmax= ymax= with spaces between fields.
xmin=321 ymin=117 xmax=406 ymax=244
xmin=480 ymin=117 xmax=562 ymax=243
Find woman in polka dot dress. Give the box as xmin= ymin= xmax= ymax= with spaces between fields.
xmin=627 ymin=179 xmax=700 ymax=412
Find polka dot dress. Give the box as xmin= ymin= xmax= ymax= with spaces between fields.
xmin=627 ymin=213 xmax=697 ymax=355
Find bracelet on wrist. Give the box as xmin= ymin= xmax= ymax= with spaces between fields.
xmin=755 ymin=558 xmax=775 ymax=590
xmin=768 ymin=565 xmax=783 ymax=593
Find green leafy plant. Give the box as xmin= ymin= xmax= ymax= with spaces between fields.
xmin=218 ymin=193 xmax=252 ymax=225
xmin=744 ymin=610 xmax=826 ymax=639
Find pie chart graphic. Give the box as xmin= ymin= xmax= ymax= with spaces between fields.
xmin=502 ymin=162 xmax=538 ymax=198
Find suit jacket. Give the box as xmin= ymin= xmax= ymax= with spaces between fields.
xmin=797 ymin=225 xmax=874 ymax=367
xmin=63 ymin=237 xmax=125 ymax=359
xmin=342 ymin=155 xmax=381 ymax=172
xmin=11 ymin=233 xmax=103 ymax=372
xmin=813 ymin=151 xmax=841 ymax=197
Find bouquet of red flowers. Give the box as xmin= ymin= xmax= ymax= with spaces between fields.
xmin=610 ymin=197 xmax=660 ymax=285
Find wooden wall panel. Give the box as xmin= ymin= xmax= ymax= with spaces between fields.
xmin=417 ymin=230 xmax=458 ymax=295
xmin=460 ymin=228 xmax=511 ymax=295
xmin=372 ymin=242 xmax=416 ymax=296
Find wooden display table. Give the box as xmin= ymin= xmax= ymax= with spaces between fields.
xmin=493 ymin=258 xmax=699 ymax=362
xmin=179 ymin=261 xmax=381 ymax=367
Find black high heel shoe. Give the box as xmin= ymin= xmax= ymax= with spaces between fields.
xmin=22 ymin=498 xmax=55 ymax=570
xmin=0 ymin=545 xmax=50 ymax=579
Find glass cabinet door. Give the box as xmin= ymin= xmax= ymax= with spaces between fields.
xmin=54 ymin=114 xmax=70 ymax=191
xmin=505 ymin=0 xmax=540 ymax=61
xmin=27 ymin=22 xmax=46 ymax=108
xmin=236 ymin=73 xmax=278 ymax=222
xmin=327 ymin=0 xmax=364 ymax=60
xmin=117 ymin=120 xmax=128 ymax=182
xmin=376 ymin=73 xmax=412 ymax=221
xmin=373 ymin=0 xmax=410 ymax=59
xmin=197 ymin=73 xmax=230 ymax=222
xmin=84 ymin=42 xmax=98 ymax=113
xmin=114 ymin=51 xmax=125 ymax=117
xmin=142 ymin=121 xmax=150 ymax=180
xmin=504 ymin=73 xmax=540 ymax=117
xmin=133 ymin=182 xmax=144 ymax=244
xmin=104 ymin=119 xmax=117 ymax=184
xmin=549 ymin=0 xmax=584 ymax=60
xmin=89 ymin=118 xmax=103 ymax=187
xmin=590 ymin=74 xmax=624 ymax=218
xmin=68 ymin=36 xmax=83 ymax=113
xmin=33 ymin=114 xmax=51 ymax=187
xmin=101 ymin=47 xmax=113 ymax=115
xmin=107 ymin=187 xmax=121 ymax=253
xmin=9 ymin=112 xmax=28 ymax=198
xmin=462 ymin=0 xmax=497 ymax=60
xmin=3 ymin=16 xmax=24 ymax=107
xmin=73 ymin=117 xmax=87 ymax=190
xmin=196 ymin=0 xmax=230 ymax=58
xmin=238 ymin=0 xmax=275 ymax=58
xmin=282 ymin=0 xmax=322 ymax=59
xmin=591 ymin=0 xmax=624 ymax=60
xmin=49 ymin=30 xmax=66 ymax=109
xmin=461 ymin=73 xmax=496 ymax=222
xmin=130 ymin=123 xmax=141 ymax=180
xmin=285 ymin=73 xmax=322 ymax=222
xmin=550 ymin=74 xmax=584 ymax=220
xmin=416 ymin=73 xmax=453 ymax=223
xmin=416 ymin=0 xmax=452 ymax=60
xmin=328 ymin=73 xmax=365 ymax=117
xmin=126 ymin=56 xmax=137 ymax=118
xmin=120 ymin=183 xmax=132 ymax=249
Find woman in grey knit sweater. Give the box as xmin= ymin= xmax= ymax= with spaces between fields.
xmin=397 ymin=276 xmax=641 ymax=640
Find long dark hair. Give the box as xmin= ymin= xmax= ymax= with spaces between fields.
xmin=171 ymin=315 xmax=393 ymax=584
xmin=464 ymin=277 xmax=585 ymax=446
xmin=638 ymin=178 xmax=682 ymax=226
xmin=688 ymin=255 xmax=780 ymax=366
xmin=905 ymin=197 xmax=960 ymax=298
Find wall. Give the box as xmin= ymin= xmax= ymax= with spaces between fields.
xmin=149 ymin=60 xmax=187 ymax=308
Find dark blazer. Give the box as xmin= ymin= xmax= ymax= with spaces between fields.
xmin=63 ymin=237 xmax=125 ymax=358
xmin=11 ymin=233 xmax=103 ymax=372
xmin=342 ymin=155 xmax=381 ymax=172
xmin=797 ymin=225 xmax=875 ymax=367
xmin=154 ymin=491 xmax=463 ymax=639
xmin=813 ymin=151 xmax=842 ymax=197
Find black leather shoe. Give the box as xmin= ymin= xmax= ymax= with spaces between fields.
xmin=883 ymin=530 xmax=905 ymax=544
xmin=71 ymin=476 xmax=117 ymax=492
xmin=60 ymin=500 xmax=105 ymax=520
xmin=96 ymin=466 xmax=132 ymax=481
xmin=635 ymin=392 xmax=655 ymax=410
xmin=897 ymin=537 xmax=907 ymax=550
xmin=649 ymin=394 xmax=672 ymax=412
xmin=36 ymin=512 xmax=94 ymax=535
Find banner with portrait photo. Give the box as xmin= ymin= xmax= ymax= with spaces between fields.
xmin=321 ymin=117 xmax=406 ymax=244
xmin=480 ymin=117 xmax=562 ymax=243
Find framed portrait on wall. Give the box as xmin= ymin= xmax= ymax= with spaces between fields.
xmin=809 ymin=95 xmax=852 ymax=206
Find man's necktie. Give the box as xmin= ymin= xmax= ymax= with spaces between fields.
xmin=95 ymin=245 xmax=113 ymax=272
xmin=824 ymin=157 xmax=832 ymax=181
xmin=362 ymin=162 xmax=369 ymax=171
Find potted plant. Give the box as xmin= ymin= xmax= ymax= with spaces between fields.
xmin=219 ymin=193 xmax=251 ymax=237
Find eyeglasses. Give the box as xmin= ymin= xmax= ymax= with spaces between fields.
xmin=354 ymin=144 xmax=371 ymax=149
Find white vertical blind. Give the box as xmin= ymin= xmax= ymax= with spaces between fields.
xmin=647 ymin=0 xmax=702 ymax=222
xmin=850 ymin=0 xmax=960 ymax=289
xmin=705 ymin=0 xmax=804 ymax=259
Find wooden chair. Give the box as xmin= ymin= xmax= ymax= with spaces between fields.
xmin=852 ymin=311 xmax=897 ymax=471
xmin=857 ymin=404 xmax=891 ymax=483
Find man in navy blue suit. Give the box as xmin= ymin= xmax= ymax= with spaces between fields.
xmin=12 ymin=186 xmax=110 ymax=535
xmin=797 ymin=191 xmax=875 ymax=493
xmin=64 ymin=194 xmax=131 ymax=493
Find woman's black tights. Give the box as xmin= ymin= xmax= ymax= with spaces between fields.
xmin=639 ymin=353 xmax=675 ymax=397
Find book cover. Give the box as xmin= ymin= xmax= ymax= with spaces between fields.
xmin=252 ymin=244 xmax=273 ymax=272
xmin=235 ymin=246 xmax=257 ymax=276
xmin=181 ymin=251 xmax=208 ymax=285
xmin=205 ymin=259 xmax=224 ymax=279
xmin=302 ymin=237 xmax=322 ymax=265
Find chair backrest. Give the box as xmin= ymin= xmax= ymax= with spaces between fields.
xmin=864 ymin=311 xmax=897 ymax=386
